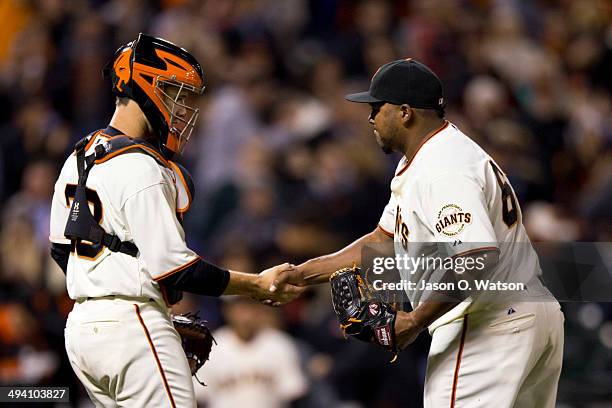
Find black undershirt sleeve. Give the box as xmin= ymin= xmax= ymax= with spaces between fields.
xmin=50 ymin=243 xmax=71 ymax=274
xmin=156 ymin=258 xmax=230 ymax=297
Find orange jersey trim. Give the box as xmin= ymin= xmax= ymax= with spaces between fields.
xmin=377 ymin=224 xmax=394 ymax=238
xmin=134 ymin=304 xmax=176 ymax=408
xmin=396 ymin=121 xmax=449 ymax=177
xmin=84 ymin=132 xmax=113 ymax=153
xmin=94 ymin=144 xmax=170 ymax=168
xmin=450 ymin=314 xmax=468 ymax=407
xmin=84 ymin=130 xmax=102 ymax=152
xmin=152 ymin=256 xmax=201 ymax=281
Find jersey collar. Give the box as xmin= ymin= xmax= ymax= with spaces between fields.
xmin=396 ymin=120 xmax=449 ymax=177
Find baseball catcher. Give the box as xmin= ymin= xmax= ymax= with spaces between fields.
xmin=51 ymin=33 xmax=303 ymax=407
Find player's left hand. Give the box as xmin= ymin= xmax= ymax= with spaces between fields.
xmin=393 ymin=311 xmax=424 ymax=350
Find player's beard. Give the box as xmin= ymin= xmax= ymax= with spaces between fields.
xmin=375 ymin=129 xmax=393 ymax=154
xmin=380 ymin=143 xmax=393 ymax=154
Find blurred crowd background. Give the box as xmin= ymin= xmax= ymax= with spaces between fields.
xmin=0 ymin=0 xmax=611 ymax=407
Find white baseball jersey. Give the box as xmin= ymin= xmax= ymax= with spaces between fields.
xmin=194 ymin=327 xmax=307 ymax=408
xmin=49 ymin=131 xmax=196 ymax=304
xmin=378 ymin=121 xmax=551 ymax=331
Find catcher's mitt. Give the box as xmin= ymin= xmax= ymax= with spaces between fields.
xmin=172 ymin=312 xmax=216 ymax=386
xmin=330 ymin=266 xmax=398 ymax=359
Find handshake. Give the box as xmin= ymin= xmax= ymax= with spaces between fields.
xmin=253 ymin=263 xmax=306 ymax=306
xmin=253 ymin=264 xmax=422 ymax=352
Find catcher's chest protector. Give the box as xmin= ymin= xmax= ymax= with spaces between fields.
xmin=64 ymin=130 xmax=195 ymax=303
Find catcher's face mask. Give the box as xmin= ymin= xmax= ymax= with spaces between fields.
xmin=156 ymin=77 xmax=202 ymax=154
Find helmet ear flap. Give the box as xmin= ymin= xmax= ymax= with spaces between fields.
xmin=104 ymin=46 xmax=134 ymax=97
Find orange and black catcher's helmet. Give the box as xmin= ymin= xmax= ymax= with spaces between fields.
xmin=103 ymin=33 xmax=204 ymax=159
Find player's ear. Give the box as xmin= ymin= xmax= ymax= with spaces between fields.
xmin=399 ymin=104 xmax=412 ymax=126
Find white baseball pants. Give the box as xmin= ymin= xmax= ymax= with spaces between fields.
xmin=65 ymin=297 xmax=195 ymax=407
xmin=425 ymin=301 xmax=564 ymax=408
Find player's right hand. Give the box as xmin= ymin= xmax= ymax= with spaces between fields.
xmin=269 ymin=263 xmax=306 ymax=291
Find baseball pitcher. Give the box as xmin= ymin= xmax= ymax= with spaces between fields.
xmin=271 ymin=59 xmax=564 ymax=408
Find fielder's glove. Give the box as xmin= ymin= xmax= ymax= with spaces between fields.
xmin=172 ymin=312 xmax=216 ymax=385
xmin=330 ymin=266 xmax=399 ymax=360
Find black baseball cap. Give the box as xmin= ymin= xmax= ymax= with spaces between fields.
xmin=345 ymin=58 xmax=445 ymax=110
